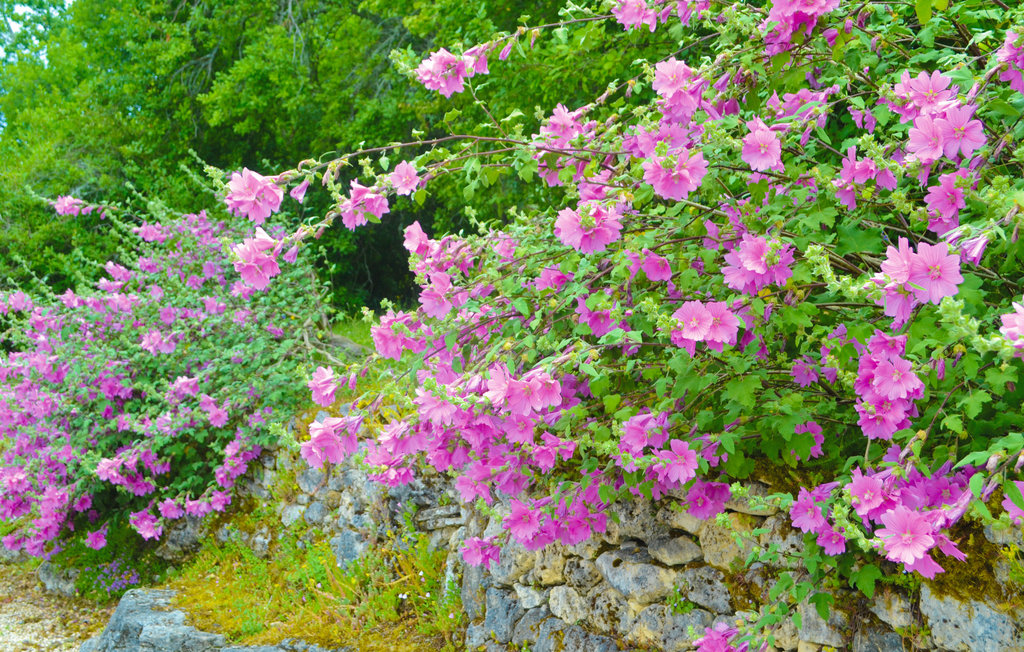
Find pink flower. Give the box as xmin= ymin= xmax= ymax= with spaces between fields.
xmin=1003 ymin=481 xmax=1024 ymax=524
xmin=289 ymin=179 xmax=310 ymax=203
xmin=340 ymin=181 xmax=390 ymax=230
xmin=907 ymin=115 xmax=945 ymax=163
xmin=225 ymin=168 xmax=284 ymax=225
xmin=390 ymin=161 xmax=420 ymax=196
xmin=847 ymin=468 xmax=885 ymax=518
xmin=158 ymin=499 xmax=184 ymax=520
xmin=924 ymin=172 xmax=965 ymax=223
xmin=686 ymin=480 xmax=730 ymax=520
xmin=85 ymin=525 xmax=107 ymax=550
xmin=654 ymin=439 xmax=698 ymax=486
xmin=506 ymin=499 xmax=541 ymax=542
xmin=129 ymin=510 xmax=163 ymax=541
xmin=741 ymin=127 xmax=782 ymax=171
xmin=612 ymin=0 xmax=657 ymax=32
xmin=232 ymin=227 xmax=282 ymax=290
xmin=816 ymin=524 xmax=846 ymax=556
xmin=462 ymin=537 xmax=501 ymax=569
xmin=1000 ymin=301 xmax=1024 ymax=348
xmin=673 ymin=301 xmax=713 ymax=341
xmin=554 ymin=202 xmax=623 ymax=254
xmin=908 ymin=242 xmax=962 ymax=304
xmin=643 ymin=150 xmax=708 ymax=201
xmin=876 ymin=506 xmax=934 ymax=564
xmin=871 ymin=357 xmax=923 ymax=400
xmin=54 ymin=196 xmax=85 ymax=216
xmin=415 ymin=48 xmax=470 ymax=97
xmin=935 ymin=105 xmax=986 ymax=158
xmin=790 ymin=488 xmax=826 ymax=533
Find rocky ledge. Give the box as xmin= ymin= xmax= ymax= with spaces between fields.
xmin=79 ymin=589 xmax=348 ymax=652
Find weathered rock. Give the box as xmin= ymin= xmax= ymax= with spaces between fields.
xmin=482 ymin=588 xmax=524 ymax=644
xmin=465 ymin=622 xmax=487 ymax=650
xmin=548 ymin=585 xmax=587 ymax=624
xmin=511 ymin=607 xmax=551 ymax=646
xmin=724 ymin=481 xmax=780 ymax=516
xmin=328 ymin=529 xmax=367 ymax=569
xmin=757 ymin=514 xmax=804 ymax=568
xmin=37 ymin=561 xmax=79 ymax=597
xmin=489 ymin=539 xmax=536 ymax=587
xmin=564 ymin=557 xmax=602 ymax=592
xmin=649 ymin=534 xmax=703 ymax=566
xmin=661 ymin=606 xmax=715 ymax=652
xmin=415 ymin=505 xmax=463 ymax=530
xmin=280 ymin=504 xmax=305 ymax=527
xmin=868 ymin=588 xmax=915 ymax=630
xmin=532 ymin=617 xmax=567 ymax=652
xmin=698 ymin=512 xmax=759 ymax=571
xmin=595 ymin=544 xmax=677 ymax=605
xmin=603 ymin=498 xmax=669 ymax=545
xmin=303 ymin=501 xmax=329 ymax=525
xmin=678 ymin=565 xmax=733 ymax=614
xmin=584 ymin=583 xmax=628 ymax=635
xmin=155 ymin=516 xmax=205 ymax=562
xmin=656 ymin=504 xmax=704 ymax=535
xmin=514 ymin=583 xmax=548 ymax=609
xmin=983 ymin=522 xmax=1024 ymax=548
xmin=531 ymin=546 xmax=567 ymax=586
xmin=919 ymin=584 xmax=1023 ymax=651
xmin=250 ymin=530 xmax=271 ymax=558
xmin=462 ymin=562 xmax=491 ymax=621
xmin=797 ymin=597 xmax=849 ymax=648
xmin=852 ymin=624 xmax=906 ymax=652
xmin=629 ymin=603 xmax=713 ymax=651
xmin=79 ymin=589 xmax=225 ymax=652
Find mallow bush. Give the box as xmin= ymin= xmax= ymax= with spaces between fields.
xmin=222 ymin=0 xmax=1024 ymax=645
xmin=0 ymin=188 xmax=324 ymax=557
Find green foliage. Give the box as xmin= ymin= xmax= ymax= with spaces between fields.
xmin=170 ymin=524 xmax=462 ymax=650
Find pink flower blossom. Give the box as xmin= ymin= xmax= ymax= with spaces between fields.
xmin=643 ymin=149 xmax=708 ymax=201
xmin=462 ymin=537 xmax=501 ymax=568
xmin=554 ymin=202 xmax=623 ymax=254
xmin=935 ymin=105 xmax=986 ymax=158
xmin=340 ymin=181 xmax=390 ymax=230
xmin=741 ymin=127 xmax=782 ymax=171
xmin=415 ymin=48 xmax=471 ymax=97
xmin=907 ymin=115 xmax=945 ymax=163
xmin=390 ymin=161 xmax=420 ymax=196
xmin=876 ymin=506 xmax=934 ymax=564
xmin=908 ymin=242 xmax=962 ymax=304
xmin=225 ymin=168 xmax=284 ymax=225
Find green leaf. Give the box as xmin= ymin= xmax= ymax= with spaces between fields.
xmin=933 ymin=0 xmax=949 ymax=9
xmin=915 ymin=0 xmax=932 ymax=24
xmin=724 ymin=375 xmax=762 ymax=409
xmin=1004 ymin=479 xmax=1024 ymax=513
xmin=969 ymin=472 xmax=985 ymax=498
xmin=810 ymin=592 xmax=834 ymax=621
xmin=853 ymin=564 xmax=882 ymax=598
xmin=603 ymin=394 xmax=622 ymax=414
xmin=960 ymin=390 xmax=992 ymax=419
xmin=942 ymin=414 xmax=964 ymax=433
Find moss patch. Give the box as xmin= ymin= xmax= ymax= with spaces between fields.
xmin=924 ymin=517 xmax=1023 ymax=610
xmin=168 ymin=525 xmax=464 ymax=651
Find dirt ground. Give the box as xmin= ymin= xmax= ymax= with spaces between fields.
xmin=0 ymin=563 xmax=114 ymax=652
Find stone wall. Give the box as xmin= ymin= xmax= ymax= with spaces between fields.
xmin=62 ymin=426 xmax=1023 ymax=652
xmin=226 ymin=438 xmax=1024 ymax=652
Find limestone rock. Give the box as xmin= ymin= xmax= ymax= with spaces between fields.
xmin=280 ymin=504 xmax=305 ymax=527
xmin=656 ymin=504 xmax=704 ymax=535
xmin=724 ymin=481 xmax=780 ymax=516
xmin=511 ymin=607 xmax=551 ymax=646
xmin=868 ymin=588 xmax=915 ymax=630
xmin=79 ymin=589 xmax=225 ymax=652
xmin=37 ymin=561 xmax=79 ymax=597
xmin=797 ymin=597 xmax=849 ymax=648
xmin=564 ymin=557 xmax=602 ymax=592
xmin=489 ymin=539 xmax=536 ymax=587
xmin=303 ymin=501 xmax=329 ymax=525
xmin=462 ymin=562 xmax=491 ymax=621
xmin=530 ymin=546 xmax=567 ymax=586
xmin=757 ymin=514 xmax=804 ymax=568
xmin=919 ymin=584 xmax=1023 ymax=651
xmin=595 ymin=543 xmax=677 ymax=605
xmin=852 ymin=624 xmax=906 ymax=652
xmin=514 ymin=583 xmax=548 ymax=609
xmin=154 ymin=516 xmax=205 ymax=562
xmin=698 ymin=512 xmax=759 ymax=571
xmin=296 ymin=467 xmax=325 ymax=494
xmin=482 ymin=588 xmax=524 ymax=644
xmin=584 ymin=584 xmax=628 ymax=635
xmin=414 ymin=505 xmax=463 ymax=530
xmin=678 ymin=565 xmax=733 ymax=614
xmin=649 ymin=534 xmax=703 ymax=566
xmin=548 ymin=585 xmax=587 ymax=624
xmin=328 ymin=529 xmax=367 ymax=569
xmin=629 ymin=603 xmax=713 ymax=652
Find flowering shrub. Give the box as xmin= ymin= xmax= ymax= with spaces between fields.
xmin=222 ymin=0 xmax=1024 ymax=642
xmin=0 ymin=193 xmax=323 ymax=556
